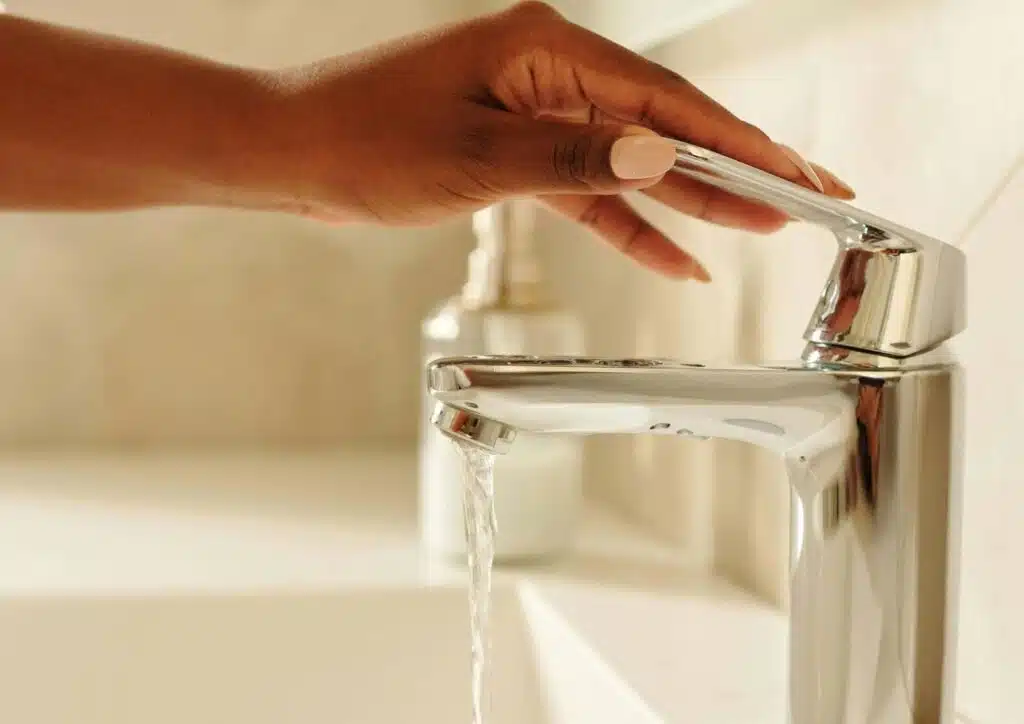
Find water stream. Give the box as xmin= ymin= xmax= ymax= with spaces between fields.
xmin=453 ymin=439 xmax=498 ymax=724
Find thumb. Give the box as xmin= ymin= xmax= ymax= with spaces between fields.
xmin=469 ymin=115 xmax=678 ymax=195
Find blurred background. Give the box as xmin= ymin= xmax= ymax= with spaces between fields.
xmin=0 ymin=0 xmax=1020 ymax=720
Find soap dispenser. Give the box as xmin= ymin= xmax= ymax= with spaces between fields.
xmin=418 ymin=200 xmax=585 ymax=563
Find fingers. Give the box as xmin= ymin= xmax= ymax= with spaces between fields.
xmin=640 ymin=172 xmax=789 ymax=234
xmin=637 ymin=152 xmax=857 ymax=234
xmin=526 ymin=12 xmax=855 ymax=197
xmin=463 ymin=109 xmax=677 ymax=194
xmin=543 ymin=193 xmax=710 ymax=281
xmin=778 ymin=144 xmax=855 ymax=199
xmin=809 ymin=159 xmax=856 ymax=199
xmin=465 ymin=106 xmax=849 ymax=238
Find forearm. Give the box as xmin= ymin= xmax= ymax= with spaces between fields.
xmin=0 ymin=15 xmax=291 ymax=211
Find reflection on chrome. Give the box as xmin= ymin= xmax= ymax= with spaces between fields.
xmin=427 ymin=143 xmax=965 ymax=724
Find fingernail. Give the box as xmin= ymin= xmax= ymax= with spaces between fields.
xmin=777 ymin=144 xmax=825 ymax=193
xmin=690 ymin=260 xmax=712 ymax=283
xmin=610 ymin=135 xmax=677 ymax=180
xmin=667 ymin=258 xmax=711 ymax=282
xmin=817 ymin=165 xmax=856 ymax=198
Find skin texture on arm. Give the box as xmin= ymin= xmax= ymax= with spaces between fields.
xmin=0 ymin=14 xmax=283 ymax=211
xmin=0 ymin=2 xmax=854 ymax=280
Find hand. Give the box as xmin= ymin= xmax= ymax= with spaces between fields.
xmin=263 ymin=1 xmax=854 ymax=280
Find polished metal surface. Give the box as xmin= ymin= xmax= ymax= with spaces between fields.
xmin=429 ymin=401 xmax=517 ymax=453
xmin=426 ymin=143 xmax=965 ymax=723
xmin=674 ymin=141 xmax=966 ymax=358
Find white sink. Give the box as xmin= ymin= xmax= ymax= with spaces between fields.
xmin=0 ymin=584 xmax=656 ymax=724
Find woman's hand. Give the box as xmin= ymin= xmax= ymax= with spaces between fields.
xmin=266 ymin=1 xmax=854 ymax=280
xmin=0 ymin=2 xmax=853 ymax=280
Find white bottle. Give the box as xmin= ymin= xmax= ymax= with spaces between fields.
xmin=419 ymin=200 xmax=585 ymax=563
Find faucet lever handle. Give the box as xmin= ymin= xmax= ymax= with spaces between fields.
xmin=671 ymin=141 xmax=966 ymax=358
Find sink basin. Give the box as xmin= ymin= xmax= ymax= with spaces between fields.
xmin=0 ymin=584 xmax=657 ymax=724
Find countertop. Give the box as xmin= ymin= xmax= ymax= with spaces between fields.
xmin=0 ymin=449 xmax=997 ymax=722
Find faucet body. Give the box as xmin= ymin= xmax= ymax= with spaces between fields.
xmin=427 ymin=142 xmax=966 ymax=723
xmin=429 ymin=350 xmax=962 ymax=723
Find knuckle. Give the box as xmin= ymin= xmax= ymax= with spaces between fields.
xmin=577 ymin=197 xmax=604 ymax=228
xmin=647 ymin=58 xmax=688 ymax=87
xmin=458 ymin=122 xmax=498 ymax=168
xmin=635 ymin=95 xmax=658 ymax=126
xmin=743 ymin=120 xmax=772 ymax=143
xmin=551 ymin=135 xmax=596 ymax=184
xmin=488 ymin=1 xmax=565 ymax=74
xmin=578 ymin=198 xmax=645 ymax=254
xmin=454 ymin=122 xmax=506 ymax=196
xmin=507 ymin=1 xmax=562 ymax=23
xmin=620 ymin=217 xmax=647 ymax=252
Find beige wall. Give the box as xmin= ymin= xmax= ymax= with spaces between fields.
xmin=0 ymin=0 xmax=475 ymax=445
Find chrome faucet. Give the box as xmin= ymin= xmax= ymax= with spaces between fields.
xmin=426 ymin=142 xmax=966 ymax=724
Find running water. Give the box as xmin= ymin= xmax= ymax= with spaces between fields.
xmin=453 ymin=439 xmax=498 ymax=724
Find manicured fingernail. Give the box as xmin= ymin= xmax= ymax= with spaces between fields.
xmin=778 ymin=144 xmax=825 ymax=193
xmin=690 ymin=260 xmax=712 ymax=283
xmin=666 ymin=258 xmax=711 ymax=282
xmin=816 ymin=165 xmax=856 ymax=198
xmin=610 ymin=135 xmax=677 ymax=180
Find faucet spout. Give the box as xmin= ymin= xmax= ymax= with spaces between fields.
xmin=428 ymin=356 xmax=858 ymax=461
xmin=428 ymin=352 xmax=963 ymax=724
xmin=430 ymin=402 xmax=517 ymax=453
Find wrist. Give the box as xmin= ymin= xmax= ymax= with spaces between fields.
xmin=188 ymin=66 xmax=308 ymax=211
xmin=233 ymin=62 xmax=366 ymax=219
